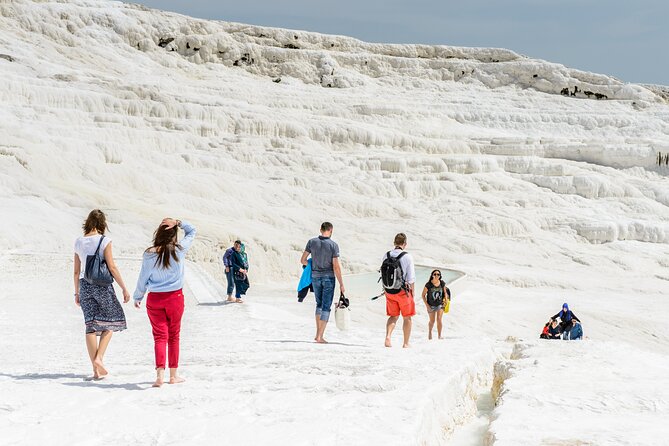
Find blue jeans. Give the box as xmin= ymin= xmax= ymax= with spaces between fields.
xmin=225 ymin=269 xmax=235 ymax=296
xmin=312 ymin=276 xmax=335 ymax=322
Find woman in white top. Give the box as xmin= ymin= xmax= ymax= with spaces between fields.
xmin=73 ymin=209 xmax=131 ymax=380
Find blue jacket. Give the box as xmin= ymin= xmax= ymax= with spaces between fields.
xmin=223 ymin=247 xmax=235 ymax=267
xmin=298 ymin=259 xmax=312 ymax=291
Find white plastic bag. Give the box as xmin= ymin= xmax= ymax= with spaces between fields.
xmin=335 ymin=306 xmax=350 ymax=331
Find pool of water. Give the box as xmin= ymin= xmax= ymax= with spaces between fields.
xmin=344 ymin=265 xmax=464 ymax=300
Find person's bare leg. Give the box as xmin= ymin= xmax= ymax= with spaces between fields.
xmin=153 ymin=368 xmax=165 ymax=387
xmin=316 ymin=319 xmax=328 ymax=343
xmin=385 ymin=316 xmax=398 ymax=347
xmin=437 ymin=311 xmax=444 ymax=339
xmin=85 ymin=333 xmax=98 ymax=378
xmin=428 ymin=312 xmax=436 ymax=340
xmin=169 ymin=368 xmax=185 ymax=384
xmin=93 ymin=330 xmax=112 ymax=378
xmin=402 ymin=317 xmax=412 ymax=348
xmin=314 ymin=314 xmax=320 ymax=341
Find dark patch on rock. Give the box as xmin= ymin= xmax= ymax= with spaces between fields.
xmin=584 ymin=90 xmax=594 ymax=98
xmin=571 ymin=86 xmax=579 ymax=96
xmin=273 ymin=77 xmax=281 ymax=83
xmin=594 ymin=92 xmax=607 ymax=100
xmin=193 ymin=47 xmax=200 ymax=51
xmin=294 ymin=35 xmax=298 ymax=40
xmin=0 ymin=54 xmax=15 ymax=62
xmin=560 ymin=87 xmax=569 ymax=96
xmin=532 ymin=74 xmax=538 ymax=78
xmin=283 ymin=43 xmax=299 ymax=49
xmin=233 ymin=53 xmax=254 ymax=66
xmin=158 ymin=37 xmax=174 ymax=48
xmin=186 ymin=42 xmax=190 ymax=49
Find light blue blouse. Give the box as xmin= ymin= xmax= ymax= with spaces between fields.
xmin=133 ymin=221 xmax=196 ymax=302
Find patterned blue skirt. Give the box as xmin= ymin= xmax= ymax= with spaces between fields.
xmin=79 ymin=279 xmax=127 ymax=334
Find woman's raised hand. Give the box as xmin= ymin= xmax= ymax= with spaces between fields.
xmin=161 ymin=218 xmax=178 ymax=229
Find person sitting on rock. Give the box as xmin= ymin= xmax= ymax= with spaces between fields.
xmin=551 ymin=303 xmax=581 ymax=340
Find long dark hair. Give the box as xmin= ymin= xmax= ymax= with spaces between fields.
xmin=426 ymin=269 xmax=442 ymax=285
xmin=82 ymin=209 xmax=107 ymax=234
xmin=148 ymin=224 xmax=181 ymax=269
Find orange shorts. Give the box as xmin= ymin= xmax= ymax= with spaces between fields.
xmin=385 ymin=289 xmax=415 ymax=317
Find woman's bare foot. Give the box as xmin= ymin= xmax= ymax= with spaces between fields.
xmin=226 ymin=297 xmax=235 ymax=302
xmin=93 ymin=359 xmax=108 ymax=378
xmin=169 ymin=376 xmax=185 ymax=384
xmin=402 ymin=343 xmax=410 ymax=348
xmin=153 ymin=368 xmax=165 ymax=388
xmin=235 ymin=298 xmax=244 ymax=303
xmin=384 ymin=338 xmax=392 ymax=348
xmin=428 ymin=333 xmax=433 ymax=340
xmin=316 ymin=338 xmax=328 ymax=344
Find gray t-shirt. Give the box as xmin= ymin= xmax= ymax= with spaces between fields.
xmin=305 ymin=236 xmax=340 ymax=278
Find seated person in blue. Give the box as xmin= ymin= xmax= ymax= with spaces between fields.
xmin=551 ymin=303 xmax=581 ymax=340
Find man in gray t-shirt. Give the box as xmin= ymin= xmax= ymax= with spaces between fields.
xmin=300 ymin=222 xmax=345 ymax=343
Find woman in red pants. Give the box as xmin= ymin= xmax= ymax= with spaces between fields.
xmin=133 ymin=218 xmax=196 ymax=387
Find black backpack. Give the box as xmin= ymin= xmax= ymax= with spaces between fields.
xmin=380 ymin=251 xmax=407 ymax=293
xmin=84 ymin=235 xmax=114 ymax=286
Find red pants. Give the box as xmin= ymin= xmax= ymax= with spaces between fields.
xmin=146 ymin=289 xmax=185 ymax=369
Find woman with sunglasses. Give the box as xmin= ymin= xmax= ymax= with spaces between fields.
xmin=421 ymin=269 xmax=450 ymax=340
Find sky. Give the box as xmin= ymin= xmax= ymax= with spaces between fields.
xmin=133 ymin=0 xmax=669 ymax=86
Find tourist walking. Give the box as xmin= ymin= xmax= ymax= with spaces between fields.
xmin=73 ymin=209 xmax=130 ymax=380
xmin=133 ymin=218 xmax=196 ymax=387
xmin=300 ymin=222 xmax=345 ymax=343
xmin=231 ymin=241 xmax=249 ymax=302
xmin=421 ymin=269 xmax=450 ymax=340
xmin=380 ymin=233 xmax=416 ymax=348
xmin=223 ymin=241 xmax=240 ymax=302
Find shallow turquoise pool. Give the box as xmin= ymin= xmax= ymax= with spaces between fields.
xmin=344 ymin=266 xmax=464 ymax=300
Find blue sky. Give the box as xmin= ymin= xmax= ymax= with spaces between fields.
xmin=133 ymin=0 xmax=668 ymax=85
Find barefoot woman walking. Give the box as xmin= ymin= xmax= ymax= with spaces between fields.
xmin=133 ymin=218 xmax=196 ymax=387
xmin=73 ymin=209 xmax=130 ymax=380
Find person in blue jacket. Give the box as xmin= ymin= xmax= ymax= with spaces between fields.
xmin=222 ymin=241 xmax=240 ymax=302
xmin=551 ymin=303 xmax=581 ymax=340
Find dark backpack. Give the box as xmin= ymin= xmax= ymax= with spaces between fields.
xmin=380 ymin=251 xmax=407 ymax=293
xmin=84 ymin=235 xmax=114 ymax=286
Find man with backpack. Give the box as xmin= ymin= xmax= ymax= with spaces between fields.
xmin=380 ymin=233 xmax=416 ymax=348
xmin=300 ymin=222 xmax=345 ymax=344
